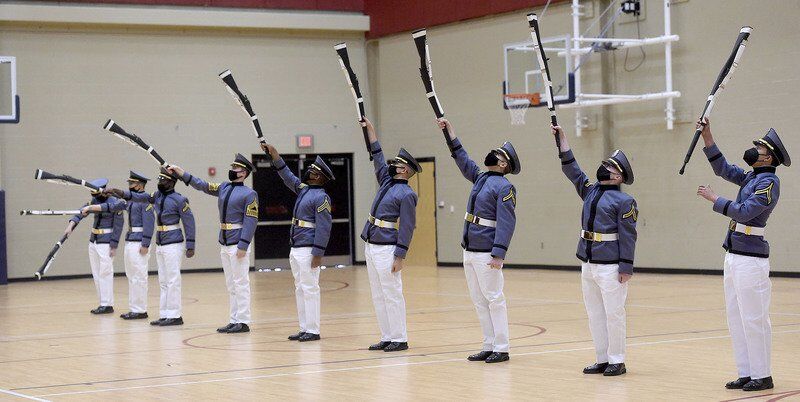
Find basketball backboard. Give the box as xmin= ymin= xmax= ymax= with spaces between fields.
xmin=0 ymin=56 xmax=19 ymax=124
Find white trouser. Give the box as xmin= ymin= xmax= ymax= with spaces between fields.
xmin=463 ymin=250 xmax=509 ymax=352
xmin=124 ymin=241 xmax=150 ymax=313
xmin=88 ymin=242 xmax=114 ymax=306
xmin=220 ymin=245 xmax=252 ymax=324
xmin=155 ymin=243 xmax=183 ymax=318
xmin=724 ymin=252 xmax=772 ymax=379
xmin=581 ymin=262 xmax=628 ymax=364
xmin=365 ymin=243 xmax=407 ymax=342
xmin=290 ymin=247 xmax=321 ymax=334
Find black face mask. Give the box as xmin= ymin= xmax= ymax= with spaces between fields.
xmin=157 ymin=182 xmax=172 ymax=193
xmin=95 ymin=195 xmax=108 ymax=202
xmin=228 ymin=169 xmax=241 ymax=182
xmin=596 ymin=165 xmax=613 ymax=182
xmin=303 ymin=169 xmax=319 ymax=183
xmin=484 ymin=152 xmax=500 ymax=167
xmin=743 ymin=147 xmax=760 ymax=166
xmin=388 ymin=164 xmax=400 ymax=177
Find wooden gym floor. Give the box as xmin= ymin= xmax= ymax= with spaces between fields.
xmin=1 ymin=265 xmax=799 ymax=401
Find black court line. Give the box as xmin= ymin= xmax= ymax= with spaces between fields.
xmin=13 ymin=322 xmax=800 ymax=392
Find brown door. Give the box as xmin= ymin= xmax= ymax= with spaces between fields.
xmin=404 ymin=159 xmax=437 ymax=272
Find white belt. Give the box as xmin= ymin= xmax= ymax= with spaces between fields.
xmin=731 ymin=222 xmax=766 ymax=236
xmin=91 ymin=228 xmax=113 ymax=235
xmin=156 ymin=224 xmax=180 ymax=232
xmin=130 ymin=227 xmax=143 ymax=233
xmin=580 ymin=230 xmax=618 ymax=242
xmin=368 ymin=215 xmax=399 ymax=230
xmin=464 ymin=212 xmax=497 ymax=228
xmin=220 ymin=223 xmax=243 ymax=230
xmin=292 ymin=218 xmax=316 ymax=228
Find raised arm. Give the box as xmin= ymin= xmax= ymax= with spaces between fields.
xmin=617 ymin=198 xmax=638 ymax=275
xmin=261 ymin=143 xmax=301 ymax=194
xmin=438 ymin=118 xmax=480 ymax=183
xmin=553 ymin=125 xmax=592 ymax=199
xmin=712 ymin=177 xmax=778 ymax=223
xmin=312 ymin=193 xmax=333 ymax=257
xmin=492 ymin=183 xmax=517 ymax=259
xmin=123 ymin=189 xmax=156 ymax=204
xmin=394 ymin=192 xmax=417 ymax=259
xmin=141 ymin=204 xmax=155 ymax=249
xmin=238 ymin=191 xmax=259 ymax=251
xmin=363 ymin=117 xmax=390 ymax=183
xmin=170 ymin=166 xmax=221 ymax=197
xmin=699 ymin=118 xmax=747 ymax=186
xmin=179 ymin=197 xmax=196 ymax=251
xmin=70 ymin=203 xmax=90 ymax=224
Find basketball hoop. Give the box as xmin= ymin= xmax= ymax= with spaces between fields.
xmin=504 ymin=93 xmax=540 ymax=125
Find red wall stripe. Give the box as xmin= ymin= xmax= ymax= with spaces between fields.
xmin=46 ymin=0 xmax=364 ymax=12
xmin=365 ymin=0 xmax=569 ymax=38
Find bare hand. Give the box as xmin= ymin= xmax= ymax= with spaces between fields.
xmin=488 ymin=257 xmax=504 ymax=270
xmin=109 ymin=248 xmax=116 ymax=258
xmin=697 ymin=117 xmax=714 ymax=147
xmin=551 ymin=125 xmax=569 ymax=151
xmin=361 ymin=116 xmax=377 ymax=143
xmin=391 ymin=257 xmax=404 ymax=273
xmin=139 ymin=246 xmax=149 ymax=255
xmin=80 ymin=206 xmax=91 ymax=216
xmin=697 ymin=185 xmax=719 ymax=203
xmin=168 ymin=165 xmax=185 ymax=177
xmin=436 ymin=118 xmax=455 ymax=140
xmin=311 ymin=255 xmax=322 ymax=269
xmin=261 ymin=143 xmax=280 ymax=160
xmin=64 ymin=222 xmax=75 ymax=235
xmin=236 ymin=248 xmax=247 ymax=259
xmin=186 ymin=249 xmax=195 ymax=258
xmin=104 ymin=188 xmax=125 ymax=198
xmin=619 ymin=273 xmax=632 ymax=283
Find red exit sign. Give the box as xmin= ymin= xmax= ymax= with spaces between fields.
xmin=296 ymin=134 xmax=314 ymax=149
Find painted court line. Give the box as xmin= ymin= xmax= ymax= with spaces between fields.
xmin=35 ymin=328 xmax=800 ymax=398
xmin=0 ymin=388 xmax=51 ymax=402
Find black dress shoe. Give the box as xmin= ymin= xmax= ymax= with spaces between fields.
xmin=485 ymin=352 xmax=510 ymax=363
xmin=225 ymin=323 xmax=249 ymax=333
xmin=743 ymin=377 xmax=774 ymax=391
xmin=217 ymin=323 xmax=236 ymax=333
xmin=288 ymin=331 xmax=307 ymax=341
xmin=120 ymin=312 xmax=148 ymax=320
xmin=467 ymin=351 xmax=494 ymax=361
xmin=603 ymin=363 xmax=626 ymax=376
xmin=298 ymin=333 xmax=321 ymax=342
xmin=583 ymin=362 xmax=610 ymax=374
xmin=368 ymin=341 xmax=392 ymax=350
xmin=159 ymin=317 xmax=184 ymax=326
xmin=91 ymin=306 xmax=114 ymax=314
xmin=725 ymin=377 xmax=751 ymax=389
xmin=384 ymin=342 xmax=409 ymax=352
xmin=150 ymin=318 xmax=166 ymax=326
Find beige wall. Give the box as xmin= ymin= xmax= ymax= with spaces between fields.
xmin=368 ymin=0 xmax=800 ymax=272
xmin=0 ymin=23 xmax=375 ymax=279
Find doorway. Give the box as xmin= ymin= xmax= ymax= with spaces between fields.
xmin=403 ymin=158 xmax=437 ymax=271
xmin=251 ymin=153 xmax=355 ymax=268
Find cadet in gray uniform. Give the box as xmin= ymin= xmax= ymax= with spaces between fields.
xmin=553 ymin=125 xmax=638 ymax=377
xmin=263 ymin=144 xmax=334 ymax=342
xmin=169 ymin=154 xmax=258 ymax=334
xmin=696 ymin=118 xmax=789 ymax=392
xmin=437 ymin=118 xmax=518 ymax=364
xmin=68 ymin=178 xmax=125 ymax=315
xmin=121 ymin=171 xmax=155 ymax=320
xmin=108 ymin=169 xmax=196 ymax=326
xmin=361 ymin=117 xmax=420 ymax=353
